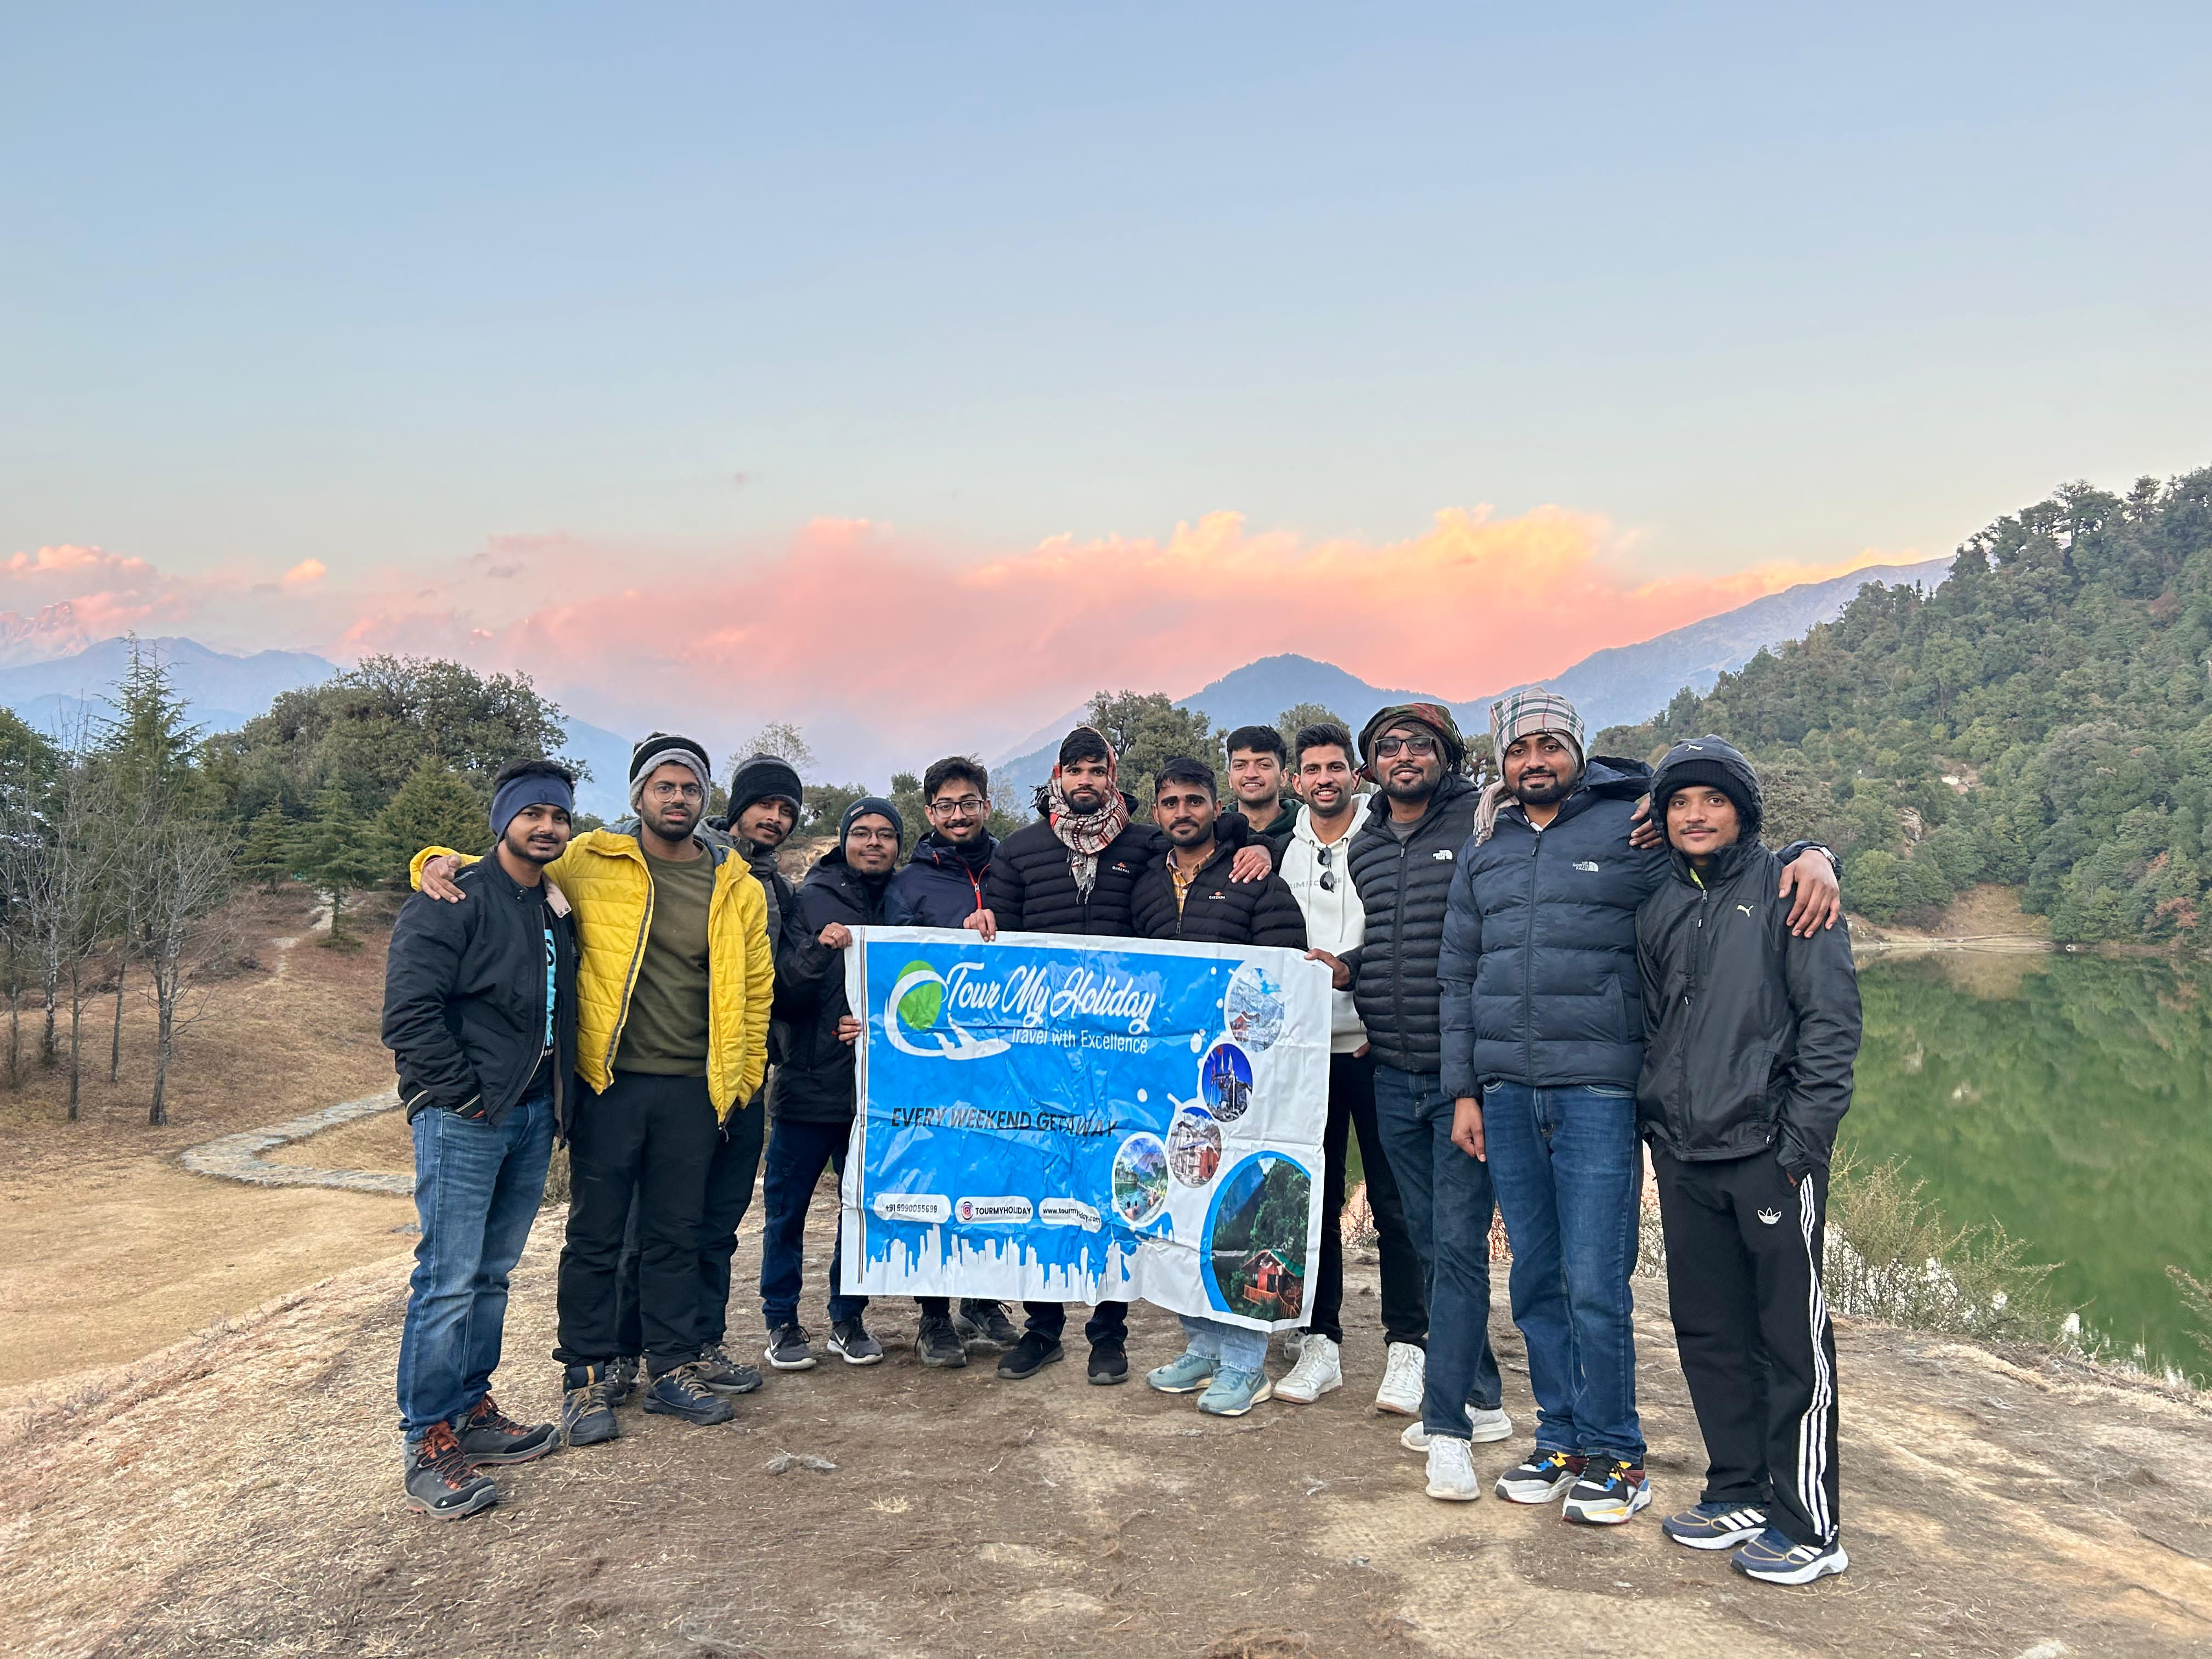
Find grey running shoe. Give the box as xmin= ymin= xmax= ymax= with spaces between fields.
xmin=829 ymin=1317 xmax=884 ymax=1365
xmin=765 ymin=1323 xmax=817 ymax=1371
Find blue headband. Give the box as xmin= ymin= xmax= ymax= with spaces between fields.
xmin=492 ymin=772 xmax=575 ymax=842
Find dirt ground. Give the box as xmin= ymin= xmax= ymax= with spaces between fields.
xmin=0 ymin=894 xmax=411 ymax=1391
xmin=5 ymin=1175 xmax=2209 ymax=1659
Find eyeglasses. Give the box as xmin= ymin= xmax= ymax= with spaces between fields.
xmin=1372 ymin=733 xmax=1437 ymax=758
xmin=928 ymin=797 xmax=988 ymax=817
xmin=646 ymin=782 xmax=704 ymax=802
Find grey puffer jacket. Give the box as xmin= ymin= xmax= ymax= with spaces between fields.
xmin=1341 ymin=773 xmax=1481 ymax=1074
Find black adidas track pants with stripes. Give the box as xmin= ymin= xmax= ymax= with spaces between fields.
xmin=1654 ymin=1147 xmax=1841 ymax=1547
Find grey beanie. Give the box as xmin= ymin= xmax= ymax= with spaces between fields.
xmin=628 ymin=731 xmax=714 ymax=811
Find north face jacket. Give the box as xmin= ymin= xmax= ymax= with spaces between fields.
xmin=1341 ymin=772 xmax=1482 ymax=1074
xmin=410 ymin=827 xmax=773 ymax=1119
xmin=1635 ymin=741 xmax=1861 ymax=1177
xmin=769 ymin=847 xmax=892 ymax=1124
xmin=887 ymin=831 xmax=998 ymax=929
xmin=1436 ymin=758 xmax=1663 ymax=1098
xmin=1130 ymin=825 xmax=1307 ymax=950
xmin=383 ymin=854 xmax=578 ymax=1133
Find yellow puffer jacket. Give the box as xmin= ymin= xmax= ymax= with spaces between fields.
xmin=411 ymin=831 xmax=772 ymax=1120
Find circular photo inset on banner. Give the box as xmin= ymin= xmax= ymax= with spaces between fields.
xmin=1199 ymin=1042 xmax=1255 ymax=1122
xmin=1111 ymin=1132 xmax=1170 ymax=1227
xmin=1202 ymin=1153 xmax=1313 ymax=1321
xmin=1223 ymin=962 xmax=1287 ymax=1052
xmin=1167 ymin=1108 xmax=1223 ymax=1186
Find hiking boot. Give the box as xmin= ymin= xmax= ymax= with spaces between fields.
xmin=456 ymin=1394 xmax=557 ymax=1465
xmin=765 ymin=1323 xmax=817 ymax=1371
xmin=1274 ymin=1333 xmax=1341 ymax=1403
xmin=997 ymin=1330 xmax=1064 ymax=1379
xmin=1733 ymin=1528 xmax=1849 ymax=1585
xmin=1197 ymin=1365 xmax=1272 ymax=1417
xmin=954 ymin=1299 xmax=1021 ymax=1348
xmin=696 ymin=1343 xmax=764 ymax=1396
xmin=642 ymin=1362 xmax=737 ymax=1425
xmin=1424 ymin=1436 xmax=1482 ymax=1502
xmin=916 ymin=1314 xmax=968 ymax=1369
xmin=1145 ymin=1350 xmax=1217 ymax=1395
xmin=608 ymin=1355 xmax=640 ymax=1406
xmin=1374 ymin=1340 xmax=1424 ymax=1415
xmin=1465 ymin=1405 xmax=1513 ymax=1443
xmin=1087 ymin=1337 xmax=1128 ymax=1386
xmin=1663 ymin=1502 xmax=1770 ymax=1551
xmin=829 ymin=1317 xmax=884 ymax=1365
xmin=1562 ymin=1456 xmax=1652 ymax=1525
xmin=1496 ymin=1448 xmax=1584 ymax=1504
xmin=559 ymin=1364 xmax=621 ymax=1447
xmin=404 ymin=1423 xmax=498 ymax=1520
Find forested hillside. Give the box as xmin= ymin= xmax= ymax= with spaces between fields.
xmin=1600 ymin=469 xmax=2212 ymax=944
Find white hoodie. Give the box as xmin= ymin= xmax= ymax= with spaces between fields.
xmin=1279 ymin=804 xmax=1367 ymax=1054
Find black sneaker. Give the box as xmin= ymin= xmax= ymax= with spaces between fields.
xmin=696 ymin=1342 xmax=765 ymax=1395
xmin=916 ymin=1314 xmax=968 ymax=1368
xmin=1087 ymin=1337 xmax=1129 ymax=1386
xmin=643 ymin=1362 xmax=737 ymax=1425
xmin=455 ymin=1394 xmax=557 ymax=1465
xmin=829 ymin=1317 xmax=885 ymax=1365
xmin=609 ymin=1355 xmax=640 ymax=1405
xmin=1494 ymin=1448 xmax=1584 ymax=1504
xmin=996 ymin=1330 xmax=1064 ymax=1379
xmin=954 ymin=1299 xmax=1021 ymax=1348
xmin=404 ymin=1423 xmax=498 ymax=1520
xmin=1562 ymin=1456 xmax=1654 ymax=1525
xmin=765 ymin=1323 xmax=817 ymax=1371
xmin=559 ymin=1364 xmax=621 ymax=1447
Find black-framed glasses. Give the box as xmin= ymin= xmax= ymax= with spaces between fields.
xmin=646 ymin=782 xmax=704 ymax=802
xmin=1373 ymin=733 xmax=1437 ymax=758
xmin=928 ymin=797 xmax=989 ymax=817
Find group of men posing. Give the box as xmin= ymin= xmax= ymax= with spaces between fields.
xmin=381 ymin=693 xmax=1861 ymax=1589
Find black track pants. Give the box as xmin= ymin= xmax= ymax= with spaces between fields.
xmin=1654 ymin=1147 xmax=1841 ymax=1547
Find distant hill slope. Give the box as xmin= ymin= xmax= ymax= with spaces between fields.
xmin=990 ymin=557 xmax=1949 ymax=801
xmin=0 ymin=636 xmax=338 ymax=741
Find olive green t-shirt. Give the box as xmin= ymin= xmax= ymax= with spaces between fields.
xmin=613 ymin=844 xmax=716 ymax=1075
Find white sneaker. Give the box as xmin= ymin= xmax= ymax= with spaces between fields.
xmin=1465 ymin=1406 xmax=1514 ymax=1443
xmin=1400 ymin=1420 xmax=1429 ymax=1454
xmin=1274 ymin=1333 xmax=1342 ymax=1403
xmin=1374 ymin=1341 xmax=1424 ymax=1415
xmin=1424 ymin=1436 xmax=1482 ymax=1502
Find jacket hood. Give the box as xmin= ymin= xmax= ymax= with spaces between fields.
xmin=1577 ymin=755 xmax=1655 ymax=800
xmin=912 ymin=830 xmax=996 ymax=872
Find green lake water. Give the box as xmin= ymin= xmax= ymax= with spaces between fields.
xmin=1846 ymin=953 xmax=2211 ymax=1379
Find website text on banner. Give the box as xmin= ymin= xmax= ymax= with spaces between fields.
xmin=838 ymin=928 xmax=1330 ymax=1330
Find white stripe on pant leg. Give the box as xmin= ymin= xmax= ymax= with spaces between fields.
xmin=1795 ymin=1176 xmax=1835 ymax=1541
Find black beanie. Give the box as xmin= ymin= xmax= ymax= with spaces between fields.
xmin=1653 ymin=757 xmax=1763 ymax=840
xmin=629 ymin=732 xmax=713 ymax=787
xmin=840 ymin=794 xmax=905 ymax=847
xmin=729 ymin=753 xmax=804 ymax=819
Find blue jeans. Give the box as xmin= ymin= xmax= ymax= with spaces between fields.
xmin=759 ymin=1116 xmax=868 ymax=1328
xmin=397 ymin=1081 xmax=556 ymax=1443
xmin=1372 ymin=1064 xmax=1503 ymax=1438
xmin=1178 ymin=1314 xmax=1268 ymax=1373
xmin=1481 ymin=1081 xmax=1645 ymax=1464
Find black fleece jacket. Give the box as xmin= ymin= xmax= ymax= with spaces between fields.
xmin=1130 ymin=830 xmax=1308 ymax=949
xmin=769 ymin=847 xmax=893 ymax=1124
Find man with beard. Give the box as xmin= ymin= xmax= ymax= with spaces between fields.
xmin=885 ymin=755 xmax=1024 ymax=1366
xmin=1440 ymin=692 xmax=1838 ymax=1522
xmin=383 ymin=759 xmax=577 ymax=1517
xmin=413 ymin=733 xmax=774 ymax=1444
xmin=966 ymin=726 xmax=1272 ymax=1385
xmin=609 ymin=752 xmax=806 ymax=1402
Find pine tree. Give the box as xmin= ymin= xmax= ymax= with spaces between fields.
xmin=374 ymin=757 xmax=487 ymax=877
xmin=237 ymin=805 xmax=293 ymax=891
xmin=294 ymin=783 xmax=379 ymax=947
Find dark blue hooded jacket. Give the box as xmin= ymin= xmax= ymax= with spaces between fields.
xmin=1438 ymin=757 xmax=1667 ymax=1097
xmin=887 ymin=831 xmax=998 ymax=929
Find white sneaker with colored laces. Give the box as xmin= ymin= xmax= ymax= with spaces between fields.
xmin=1424 ymin=1436 xmax=1482 ymax=1502
xmin=1274 ymin=1334 xmax=1342 ymax=1403
xmin=1374 ymin=1341 xmax=1425 ymax=1415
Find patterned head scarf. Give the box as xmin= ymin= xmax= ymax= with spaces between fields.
xmin=1355 ymin=702 xmax=1466 ymax=780
xmin=1477 ymin=688 xmax=1588 ymax=843
xmin=1046 ymin=726 xmax=1131 ymax=899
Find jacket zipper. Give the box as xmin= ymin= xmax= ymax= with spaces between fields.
xmin=1671 ymin=869 xmax=1710 ymax=1150
xmin=1521 ymin=823 xmax=1541 ymax=1084
xmin=603 ymin=858 xmax=655 ymax=1078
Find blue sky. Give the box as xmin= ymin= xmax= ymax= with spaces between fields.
xmin=3 ymin=5 xmax=2208 ymax=765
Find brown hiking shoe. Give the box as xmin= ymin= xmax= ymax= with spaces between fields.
xmin=457 ymin=1394 xmax=558 ymax=1465
xmin=404 ymin=1423 xmax=498 ymax=1520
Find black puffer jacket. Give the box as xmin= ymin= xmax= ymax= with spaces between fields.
xmin=1341 ymin=773 xmax=1481 ymax=1073
xmin=1130 ymin=828 xmax=1307 ymax=949
xmin=383 ymin=856 xmax=578 ymax=1133
xmin=769 ymin=847 xmax=892 ymax=1124
xmin=1635 ymin=741 xmax=1860 ymax=1176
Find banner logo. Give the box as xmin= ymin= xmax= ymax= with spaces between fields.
xmin=884 ymin=959 xmax=1013 ymax=1061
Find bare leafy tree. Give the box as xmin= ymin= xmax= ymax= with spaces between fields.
xmin=727 ymin=720 xmax=816 ymax=782
xmin=139 ymin=820 xmax=235 ymax=1126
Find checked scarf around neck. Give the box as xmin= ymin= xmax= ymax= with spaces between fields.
xmin=1046 ymin=730 xmax=1131 ymax=899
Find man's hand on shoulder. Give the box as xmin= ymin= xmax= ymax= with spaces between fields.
xmin=1627 ymin=795 xmax=1662 ymax=851
xmin=421 ymin=854 xmax=467 ymax=903
xmin=1779 ymin=848 xmax=1842 ymax=936
xmin=1228 ymin=843 xmax=1272 ymax=883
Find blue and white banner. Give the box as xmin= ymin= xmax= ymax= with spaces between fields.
xmin=839 ymin=928 xmax=1331 ymax=1330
